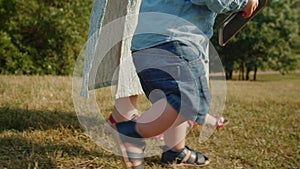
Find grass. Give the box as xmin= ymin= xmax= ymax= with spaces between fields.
xmin=0 ymin=73 xmax=299 ymax=169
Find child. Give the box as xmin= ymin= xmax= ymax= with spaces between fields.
xmin=111 ymin=0 xmax=258 ymax=168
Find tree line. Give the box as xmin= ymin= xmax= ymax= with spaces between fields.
xmin=0 ymin=0 xmax=299 ymax=79
xmin=212 ymin=0 xmax=299 ymax=80
xmin=0 ymin=0 xmax=92 ymax=75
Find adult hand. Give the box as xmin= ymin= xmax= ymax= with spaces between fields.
xmin=242 ymin=0 xmax=259 ymax=18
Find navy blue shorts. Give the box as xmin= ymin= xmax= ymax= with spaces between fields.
xmin=132 ymin=41 xmax=210 ymax=124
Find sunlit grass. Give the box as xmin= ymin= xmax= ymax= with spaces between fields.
xmin=0 ymin=74 xmax=299 ymax=168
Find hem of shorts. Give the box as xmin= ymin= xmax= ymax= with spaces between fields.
xmin=166 ymin=95 xmax=206 ymax=124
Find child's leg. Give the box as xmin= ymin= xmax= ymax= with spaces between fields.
xmin=164 ymin=121 xmax=189 ymax=150
xmin=135 ymin=99 xmax=188 ymax=138
xmin=119 ymin=102 xmax=209 ymax=167
xmin=111 ymin=95 xmax=139 ymax=122
xmin=114 ymin=99 xmax=188 ymax=167
xmin=109 ymin=95 xmax=165 ymax=141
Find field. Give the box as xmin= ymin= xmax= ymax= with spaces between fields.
xmin=0 ymin=73 xmax=299 ymax=169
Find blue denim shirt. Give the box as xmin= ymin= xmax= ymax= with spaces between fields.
xmin=131 ymin=0 xmax=247 ymax=51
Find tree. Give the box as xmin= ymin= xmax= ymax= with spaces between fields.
xmin=0 ymin=0 xmax=93 ymax=75
xmin=213 ymin=0 xmax=299 ymax=80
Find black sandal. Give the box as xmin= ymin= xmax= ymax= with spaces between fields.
xmin=161 ymin=146 xmax=209 ymax=167
xmin=112 ymin=121 xmax=145 ymax=169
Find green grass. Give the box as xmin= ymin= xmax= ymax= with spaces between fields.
xmin=0 ymin=74 xmax=299 ymax=169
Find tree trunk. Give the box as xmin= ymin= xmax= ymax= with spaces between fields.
xmin=241 ymin=63 xmax=245 ymax=80
xmin=253 ymin=65 xmax=257 ymax=81
xmin=226 ymin=71 xmax=232 ymax=80
xmin=246 ymin=69 xmax=250 ymax=80
xmin=226 ymin=71 xmax=230 ymax=80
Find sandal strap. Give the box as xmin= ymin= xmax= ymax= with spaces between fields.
xmin=127 ymin=151 xmax=144 ymax=163
xmin=115 ymin=121 xmax=145 ymax=148
xmin=161 ymin=146 xmax=185 ymax=164
xmin=185 ymin=148 xmax=208 ymax=165
xmin=161 ymin=146 xmax=208 ymax=165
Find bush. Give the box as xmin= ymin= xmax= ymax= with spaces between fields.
xmin=0 ymin=0 xmax=92 ymax=75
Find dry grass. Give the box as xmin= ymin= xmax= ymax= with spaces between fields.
xmin=0 ymin=74 xmax=299 ymax=168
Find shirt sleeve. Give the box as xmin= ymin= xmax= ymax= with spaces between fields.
xmin=191 ymin=0 xmax=248 ymax=14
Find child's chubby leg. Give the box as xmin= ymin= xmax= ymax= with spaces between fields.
xmin=160 ymin=117 xmax=210 ymax=166
xmin=113 ymin=99 xmax=209 ymax=167
xmin=113 ymin=99 xmax=186 ymax=168
xmin=108 ymin=95 xmax=165 ymax=141
xmin=135 ymin=99 xmax=186 ymax=138
xmin=111 ymin=95 xmax=139 ymax=123
xmin=163 ymin=121 xmax=189 ymax=150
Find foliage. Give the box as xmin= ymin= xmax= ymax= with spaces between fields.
xmin=0 ymin=0 xmax=92 ymax=75
xmin=213 ymin=0 xmax=299 ymax=80
xmin=0 ymin=0 xmax=299 ymax=76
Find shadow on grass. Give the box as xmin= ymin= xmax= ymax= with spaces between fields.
xmin=0 ymin=107 xmax=83 ymax=132
xmin=0 ymin=134 xmax=113 ymax=168
xmin=0 ymin=107 xmax=114 ymax=168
